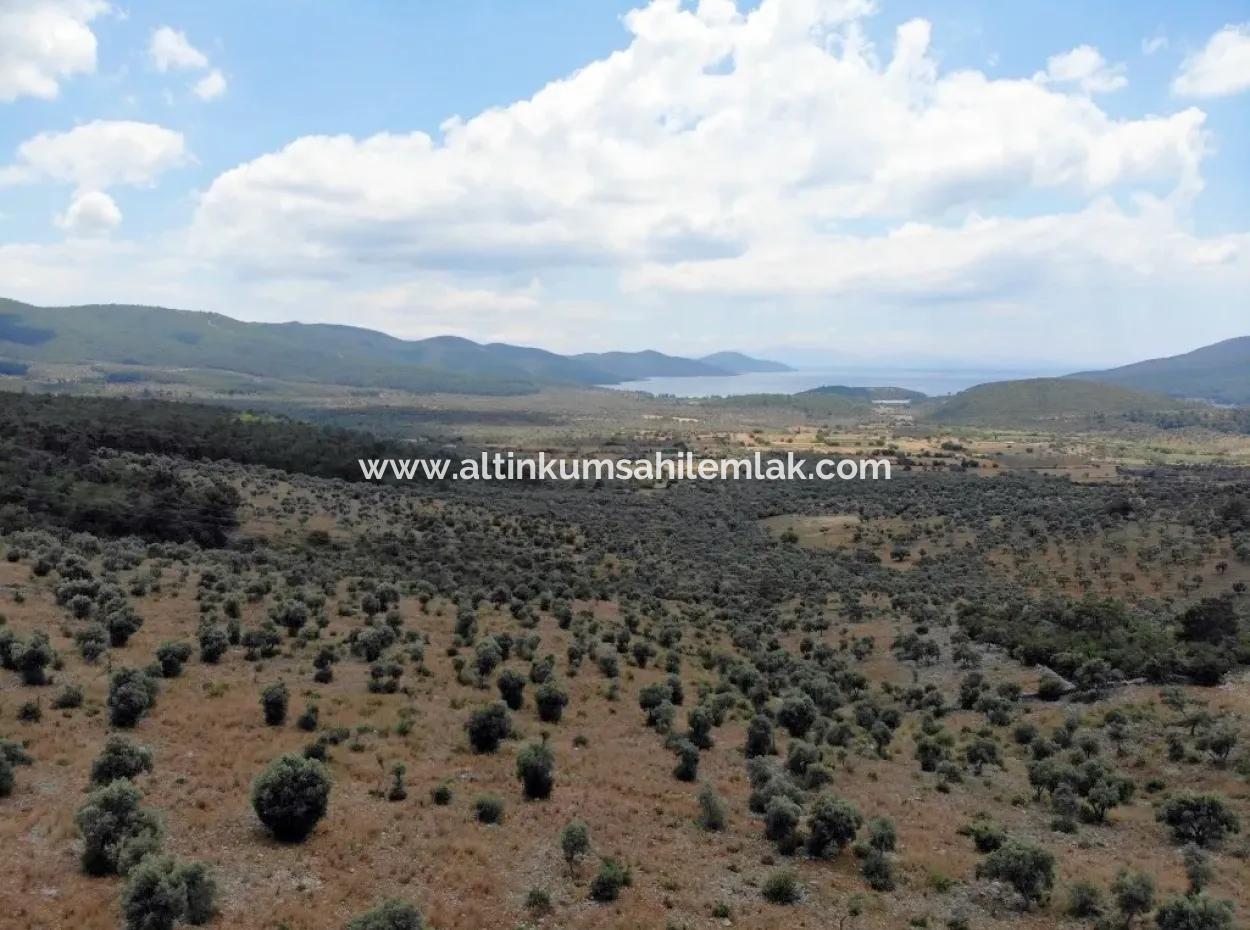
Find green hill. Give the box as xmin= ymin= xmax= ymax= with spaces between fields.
xmin=1068 ymin=336 xmax=1250 ymax=405
xmin=698 ymin=351 xmax=792 ymax=374
xmin=0 ymin=298 xmax=773 ymax=395
xmin=926 ymin=378 xmax=1192 ymax=425
xmin=572 ymin=350 xmax=725 ymax=380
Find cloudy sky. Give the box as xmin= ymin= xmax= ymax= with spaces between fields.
xmin=2 ymin=0 xmax=1249 ymax=367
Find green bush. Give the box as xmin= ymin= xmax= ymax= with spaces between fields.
xmin=120 ymin=856 xmax=217 ymax=930
xmin=108 ymin=668 xmax=159 ymax=728
xmin=91 ymin=736 xmax=154 ymax=786
xmin=474 ymin=793 xmax=504 ymax=824
xmin=806 ymin=794 xmax=862 ymax=858
xmin=1156 ymin=793 xmax=1241 ymax=848
xmin=1154 ymin=894 xmax=1235 ymax=930
xmin=251 ymin=754 xmax=331 ymax=842
xmin=976 ymin=839 xmax=1055 ymax=909
xmin=516 ymin=741 xmax=555 ymax=800
xmin=561 ymin=819 xmax=590 ymax=874
xmin=465 ymin=703 xmax=511 ymax=753
xmin=75 ymin=780 xmax=164 ymax=875
xmin=155 ymin=642 xmax=192 ymax=678
xmin=430 ymin=782 xmax=452 ymax=805
xmin=761 ymin=868 xmax=800 ymax=904
xmin=535 ymin=683 xmax=568 ymax=723
xmin=260 ymin=681 xmax=290 ymax=726
xmin=589 ymin=858 xmax=632 ymax=902
xmin=497 ymin=669 xmax=526 ymax=710
xmin=672 ymin=738 xmax=699 ymax=782
xmin=697 ymin=783 xmax=727 ymax=831
xmin=345 ymin=900 xmax=424 ymax=930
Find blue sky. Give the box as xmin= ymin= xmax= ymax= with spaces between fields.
xmin=2 ymin=1 xmax=1249 ymax=367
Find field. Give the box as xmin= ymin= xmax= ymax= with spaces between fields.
xmin=2 ymin=390 xmax=1250 ymax=930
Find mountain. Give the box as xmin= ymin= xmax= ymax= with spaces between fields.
xmin=0 ymin=298 xmax=774 ymax=395
xmin=926 ymin=378 xmax=1192 ymax=425
xmin=1067 ymin=336 xmax=1250 ymax=405
xmin=572 ymin=350 xmax=726 ymax=380
xmin=698 ymin=351 xmax=792 ymax=374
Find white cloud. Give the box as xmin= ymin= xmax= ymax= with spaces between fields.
xmin=55 ymin=189 xmax=121 ymax=235
xmin=1173 ymin=23 xmax=1250 ymax=97
xmin=149 ymin=24 xmax=227 ymax=101
xmin=192 ymin=3 xmax=1201 ymax=283
xmin=148 ymin=26 xmax=207 ymax=71
xmin=192 ymin=68 xmax=227 ymax=101
xmin=13 ymin=120 xmax=188 ymax=191
xmin=0 ymin=0 xmax=109 ymax=102
xmin=1142 ymin=34 xmax=1168 ymax=56
xmin=1040 ymin=45 xmax=1127 ymax=94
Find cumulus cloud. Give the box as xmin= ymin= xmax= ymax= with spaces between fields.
xmin=55 ymin=189 xmax=122 ymax=235
xmin=13 ymin=120 xmax=188 ymax=190
xmin=192 ymin=0 xmax=1204 ymax=287
xmin=0 ymin=0 xmax=108 ymax=102
xmin=148 ymin=26 xmax=209 ymax=71
xmin=149 ymin=25 xmax=227 ymax=100
xmin=1173 ymin=23 xmax=1250 ymax=98
xmin=192 ymin=68 xmax=227 ymax=101
xmin=1040 ymin=45 xmax=1127 ymax=94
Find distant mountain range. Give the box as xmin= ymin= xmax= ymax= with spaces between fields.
xmin=0 ymin=298 xmax=789 ymax=395
xmin=1068 ymin=336 xmax=1250 ymax=405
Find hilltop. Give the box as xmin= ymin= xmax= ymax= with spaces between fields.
xmin=1068 ymin=335 xmax=1250 ymax=405
xmin=925 ymin=377 xmax=1193 ymax=425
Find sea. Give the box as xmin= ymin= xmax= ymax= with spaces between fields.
xmin=602 ymin=367 xmax=1065 ymax=399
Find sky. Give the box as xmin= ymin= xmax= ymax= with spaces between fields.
xmin=1 ymin=0 xmax=1249 ymax=368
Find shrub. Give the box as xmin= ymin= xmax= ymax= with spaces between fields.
xmin=1154 ymin=894 xmax=1235 ymax=930
xmin=0 ymin=754 xmax=12 ymax=797
xmin=119 ymin=855 xmax=216 ymax=930
xmin=976 ymin=839 xmax=1055 ymax=908
xmin=197 ymin=625 xmax=228 ymax=664
xmin=75 ymin=780 xmax=164 ymax=875
xmin=697 ymin=783 xmax=728 ymax=831
xmin=861 ymin=851 xmax=896 ymax=891
xmin=745 ymin=715 xmax=775 ymax=757
xmin=346 ymin=900 xmax=425 ymax=930
xmin=866 ymin=816 xmax=897 ymax=853
xmin=687 ymin=705 xmax=715 ymax=749
xmin=261 ymin=681 xmax=290 ymax=726
xmin=1066 ymin=880 xmax=1106 ymax=920
xmin=108 ymin=668 xmax=158 ymax=728
xmin=465 ymin=703 xmax=511 ymax=753
xmin=561 ymin=819 xmax=590 ymax=874
xmin=765 ymin=796 xmax=802 ymax=854
xmin=806 ymin=794 xmax=862 ymax=858
xmin=777 ymin=692 xmax=817 ymax=738
xmin=1111 ymin=870 xmax=1155 ymax=925
xmin=251 ymin=754 xmax=331 ymax=842
xmin=91 ymin=736 xmax=154 ymax=786
xmin=1157 ymin=793 xmax=1240 ymax=848
xmin=296 ymin=704 xmax=320 ymax=732
xmin=497 ymin=669 xmax=526 ymax=710
xmin=672 ymin=738 xmax=700 ymax=781
xmin=121 ymin=855 xmax=185 ymax=930
xmin=18 ymin=699 xmax=41 ymax=722
xmin=535 ymin=683 xmax=568 ymax=723
xmin=589 ymin=858 xmax=632 ymax=902
xmin=52 ymin=683 xmax=84 ymax=709
xmin=516 ymin=741 xmax=555 ymax=800
xmin=761 ymin=868 xmax=800 ymax=904
xmin=155 ymin=642 xmax=192 ymax=678
xmin=13 ymin=632 xmax=54 ymax=685
xmin=474 ymin=793 xmax=504 ymax=824
xmin=430 ymin=782 xmax=452 ymax=805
